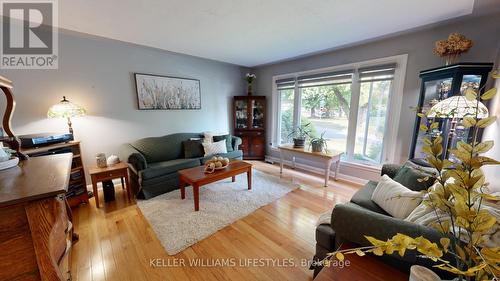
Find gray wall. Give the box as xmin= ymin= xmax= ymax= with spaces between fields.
xmin=254 ymin=14 xmax=500 ymax=178
xmin=0 ymin=29 xmax=247 ymax=181
xmin=483 ymin=52 xmax=500 ymax=192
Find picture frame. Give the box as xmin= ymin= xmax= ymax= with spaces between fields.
xmin=134 ymin=73 xmax=201 ymax=110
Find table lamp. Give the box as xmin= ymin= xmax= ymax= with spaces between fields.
xmin=47 ymin=96 xmax=86 ymax=135
xmin=427 ymin=95 xmax=489 ymax=119
xmin=427 ymin=95 xmax=488 ymax=157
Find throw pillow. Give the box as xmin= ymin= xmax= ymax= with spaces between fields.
xmin=203 ymin=132 xmax=215 ymax=144
xmin=405 ymin=182 xmax=445 ymax=224
xmin=371 ymin=175 xmax=423 ymax=219
xmin=202 ymin=139 xmax=227 ymax=156
xmin=393 ymin=166 xmax=435 ymax=192
xmin=183 ymin=140 xmax=204 ymax=158
xmin=403 ymin=160 xmax=439 ymax=177
xmin=213 ymin=134 xmax=233 ymax=152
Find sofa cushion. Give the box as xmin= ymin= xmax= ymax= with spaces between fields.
xmin=350 ymin=181 xmax=389 ymax=215
xmin=199 ymin=150 xmax=243 ymax=164
xmin=131 ymin=133 xmax=202 ymax=163
xmin=140 ymin=158 xmax=200 ymax=180
xmin=393 ymin=166 xmax=434 ymax=192
xmin=316 ymin=224 xmax=336 ymax=250
xmin=183 ymin=140 xmax=204 ymax=158
xmin=403 ymin=160 xmax=438 ymax=177
xmin=213 ymin=134 xmax=234 ymax=152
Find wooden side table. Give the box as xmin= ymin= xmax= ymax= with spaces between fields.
xmin=278 ymin=144 xmax=343 ymax=187
xmin=89 ymin=162 xmax=130 ymax=208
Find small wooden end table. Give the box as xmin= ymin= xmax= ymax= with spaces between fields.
xmin=89 ymin=162 xmax=131 ymax=208
xmin=278 ymin=144 xmax=343 ymax=187
xmin=178 ymin=160 xmax=252 ymax=211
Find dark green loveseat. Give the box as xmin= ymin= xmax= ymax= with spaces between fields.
xmin=312 ymin=163 xmax=454 ymax=279
xmin=119 ymin=133 xmax=242 ymax=199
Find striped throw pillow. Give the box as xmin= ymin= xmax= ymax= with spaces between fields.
xmin=371 ymin=175 xmax=423 ymax=219
xmin=202 ymin=140 xmax=227 ymax=156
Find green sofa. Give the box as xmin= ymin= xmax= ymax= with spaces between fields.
xmin=312 ymin=163 xmax=454 ymax=279
xmin=119 ymin=133 xmax=242 ymax=199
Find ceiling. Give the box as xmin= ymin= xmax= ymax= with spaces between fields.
xmin=55 ymin=0 xmax=478 ymax=67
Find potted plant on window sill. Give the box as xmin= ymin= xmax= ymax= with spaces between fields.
xmin=288 ymin=123 xmax=312 ymax=148
xmin=310 ymin=131 xmax=328 ymax=153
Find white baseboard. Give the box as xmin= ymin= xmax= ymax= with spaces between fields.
xmin=265 ymin=155 xmax=368 ymax=185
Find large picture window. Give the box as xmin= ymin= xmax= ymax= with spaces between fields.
xmin=297 ymin=71 xmax=353 ymax=154
xmin=273 ymin=57 xmax=405 ymax=166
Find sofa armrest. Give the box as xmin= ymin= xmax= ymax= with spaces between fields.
xmin=119 ymin=143 xmax=148 ymax=172
xmin=331 ymin=203 xmax=441 ymax=263
xmin=231 ymin=136 xmax=242 ymax=151
xmin=381 ymin=164 xmax=402 ymax=178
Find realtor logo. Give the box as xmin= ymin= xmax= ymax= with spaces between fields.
xmin=1 ymin=0 xmax=58 ymax=69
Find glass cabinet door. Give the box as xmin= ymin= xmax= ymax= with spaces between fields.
xmin=410 ymin=63 xmax=493 ymax=161
xmin=446 ymin=74 xmax=482 ymax=161
xmin=413 ymin=77 xmax=453 ymax=159
xmin=251 ymin=99 xmax=265 ymax=129
xmin=235 ymin=100 xmax=249 ymax=129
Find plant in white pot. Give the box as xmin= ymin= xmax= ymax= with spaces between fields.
xmin=310 ymin=131 xmax=328 ymax=153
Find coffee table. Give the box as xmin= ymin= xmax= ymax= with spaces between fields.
xmin=178 ymin=160 xmax=252 ymax=211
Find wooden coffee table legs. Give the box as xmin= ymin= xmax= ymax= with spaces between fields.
xmin=181 ymin=181 xmax=200 ymax=211
xmin=180 ymin=180 xmax=186 ymax=199
xmin=180 ymin=179 xmax=199 ymax=212
xmin=247 ymin=169 xmax=252 ymax=190
xmin=193 ymin=184 xmax=200 ymax=211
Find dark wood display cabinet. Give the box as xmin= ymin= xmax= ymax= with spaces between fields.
xmin=233 ymin=96 xmax=266 ymax=160
xmin=409 ymin=62 xmax=493 ymax=162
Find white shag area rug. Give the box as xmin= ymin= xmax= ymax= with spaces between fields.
xmin=136 ymin=169 xmax=298 ymax=255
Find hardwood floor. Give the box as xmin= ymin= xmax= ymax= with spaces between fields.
xmin=70 ymin=161 xmax=362 ymax=281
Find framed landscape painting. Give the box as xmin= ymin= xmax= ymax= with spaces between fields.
xmin=134 ymin=73 xmax=201 ymax=110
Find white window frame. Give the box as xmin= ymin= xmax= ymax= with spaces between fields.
xmin=271 ymin=54 xmax=408 ymax=166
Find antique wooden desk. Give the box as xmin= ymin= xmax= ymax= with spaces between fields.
xmin=0 ymin=154 xmax=74 ymax=281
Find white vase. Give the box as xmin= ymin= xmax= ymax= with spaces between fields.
xmin=409 ymin=265 xmax=441 ymax=281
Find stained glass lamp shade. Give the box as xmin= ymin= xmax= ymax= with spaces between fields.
xmin=427 ymin=96 xmax=489 ymax=119
xmin=47 ymin=96 xmax=86 ymax=134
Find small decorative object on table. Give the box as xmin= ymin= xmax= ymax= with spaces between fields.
xmin=288 ymin=122 xmax=312 ymax=148
xmin=96 ymin=153 xmax=107 ymax=168
xmin=106 ymin=154 xmax=120 ymax=165
xmin=0 ymin=143 xmax=19 ymax=170
xmin=245 ymin=73 xmax=256 ymax=95
xmin=433 ymin=33 xmax=473 ymax=65
xmin=310 ymin=131 xmax=328 ymax=153
xmin=204 ymin=156 xmax=229 ymax=174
